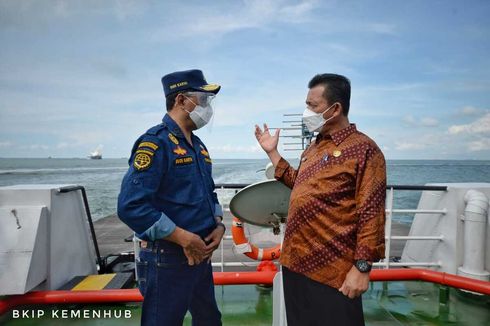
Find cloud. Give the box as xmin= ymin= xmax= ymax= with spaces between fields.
xmin=403 ymin=115 xmax=416 ymax=126
xmin=90 ymin=59 xmax=128 ymax=79
xmin=210 ymin=85 xmax=305 ymax=127
xmin=276 ymin=0 xmax=319 ymax=23
xmin=210 ymin=144 xmax=262 ymax=154
xmin=361 ymin=83 xmax=425 ymax=93
xmin=0 ymin=1 xmax=146 ymax=30
xmin=421 ymin=117 xmax=439 ymax=127
xmin=26 ymin=144 xmax=50 ymax=150
xmin=448 ymin=113 xmax=490 ymax=135
xmin=393 ymin=132 xmax=446 ymax=152
xmin=402 ymin=115 xmax=439 ymax=127
xmin=454 ymin=106 xmax=488 ymax=117
xmin=394 ymin=141 xmax=428 ymax=151
xmin=468 ymin=138 xmax=490 ymax=151
xmin=391 ymin=129 xmax=490 ymax=158
xmin=113 ymin=0 xmax=148 ymax=21
xmin=0 ymin=141 xmax=13 ymax=148
xmin=151 ymin=0 xmax=319 ymax=41
xmin=365 ymin=23 xmax=397 ymax=35
xmin=56 ymin=142 xmax=70 ymax=149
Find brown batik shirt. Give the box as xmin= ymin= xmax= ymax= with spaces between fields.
xmin=275 ymin=124 xmax=386 ymax=289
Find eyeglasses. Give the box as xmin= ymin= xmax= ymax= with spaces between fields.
xmin=183 ymin=91 xmax=215 ymax=107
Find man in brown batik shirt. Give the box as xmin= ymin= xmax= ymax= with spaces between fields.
xmin=255 ymin=73 xmax=386 ymax=326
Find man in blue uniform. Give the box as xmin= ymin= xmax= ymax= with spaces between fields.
xmin=118 ymin=69 xmax=225 ymax=325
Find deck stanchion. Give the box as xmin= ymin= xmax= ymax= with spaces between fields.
xmin=384 ymin=187 xmax=394 ymax=269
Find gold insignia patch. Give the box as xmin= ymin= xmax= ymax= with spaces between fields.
xmin=333 ymin=150 xmax=342 ymax=158
xmin=201 ymin=84 xmax=219 ymax=91
xmin=169 ymin=81 xmax=188 ymax=89
xmin=134 ymin=152 xmax=152 ymax=170
xmin=138 ymin=141 xmax=159 ymax=151
xmin=205 ymin=157 xmax=212 ymax=164
xmin=173 ymin=146 xmax=187 ymax=156
xmin=168 ymin=133 xmax=179 ymax=145
xmin=200 ymin=149 xmax=209 ymax=157
xmin=175 ymin=156 xmax=194 ymax=165
xmin=135 ymin=149 xmax=155 ymax=156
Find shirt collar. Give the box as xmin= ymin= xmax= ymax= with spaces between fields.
xmin=162 ymin=114 xmax=185 ymax=138
xmin=318 ymin=124 xmax=357 ymax=146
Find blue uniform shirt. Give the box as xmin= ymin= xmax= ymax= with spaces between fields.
xmin=117 ymin=114 xmax=223 ymax=241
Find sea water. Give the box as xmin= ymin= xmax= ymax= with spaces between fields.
xmin=0 ymin=158 xmax=489 ymax=223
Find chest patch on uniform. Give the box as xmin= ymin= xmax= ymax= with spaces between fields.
xmin=168 ymin=133 xmax=179 ymax=145
xmin=134 ymin=152 xmax=152 ymax=170
xmin=175 ymin=156 xmax=193 ymax=165
xmin=200 ymin=148 xmax=209 ymax=157
xmin=173 ymin=146 xmax=187 ymax=156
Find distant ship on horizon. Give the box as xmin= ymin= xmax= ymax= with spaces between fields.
xmin=89 ymin=145 xmax=103 ymax=160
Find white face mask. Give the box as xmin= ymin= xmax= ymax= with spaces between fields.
xmin=302 ymin=103 xmax=335 ymax=132
xmin=188 ymin=104 xmax=213 ymax=129
xmin=184 ymin=93 xmax=215 ymax=129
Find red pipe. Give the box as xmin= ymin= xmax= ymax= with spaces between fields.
xmin=1 ymin=269 xmax=488 ymax=316
xmin=0 ymin=271 xmax=277 ymax=315
xmin=214 ymin=271 xmax=277 ymax=285
xmin=0 ymin=289 xmax=143 ymax=316
xmin=370 ymin=269 xmax=490 ymax=294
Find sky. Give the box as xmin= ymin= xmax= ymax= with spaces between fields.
xmin=0 ymin=0 xmax=489 ymax=160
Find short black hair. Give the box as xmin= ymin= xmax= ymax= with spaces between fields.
xmin=165 ymin=92 xmax=179 ymax=111
xmin=308 ymin=73 xmax=351 ymax=116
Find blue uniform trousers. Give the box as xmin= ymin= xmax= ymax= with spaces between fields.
xmin=136 ymin=240 xmax=221 ymax=326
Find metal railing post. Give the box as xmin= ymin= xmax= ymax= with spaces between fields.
xmin=384 ymin=187 xmax=394 ymax=269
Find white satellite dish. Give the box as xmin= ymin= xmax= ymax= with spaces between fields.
xmin=230 ymin=179 xmax=291 ymax=230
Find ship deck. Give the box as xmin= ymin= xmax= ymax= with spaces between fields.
xmin=1 ymin=212 xmax=489 ymax=325
xmin=94 ymin=210 xmax=411 ymax=269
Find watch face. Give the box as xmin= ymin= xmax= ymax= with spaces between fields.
xmin=356 ymin=260 xmax=370 ymax=272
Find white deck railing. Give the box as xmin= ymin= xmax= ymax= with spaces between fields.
xmin=213 ymin=184 xmax=448 ymax=271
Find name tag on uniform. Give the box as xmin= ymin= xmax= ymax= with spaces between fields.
xmin=175 ymin=156 xmax=194 ymax=165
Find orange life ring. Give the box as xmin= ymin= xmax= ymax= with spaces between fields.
xmin=231 ymin=216 xmax=281 ymax=261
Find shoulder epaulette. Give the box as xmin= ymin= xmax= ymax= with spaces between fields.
xmin=146 ymin=123 xmax=166 ymax=136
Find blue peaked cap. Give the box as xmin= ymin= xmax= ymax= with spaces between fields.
xmin=161 ymin=69 xmax=221 ymax=97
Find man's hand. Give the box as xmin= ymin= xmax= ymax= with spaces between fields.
xmin=203 ymin=225 xmax=225 ymax=261
xmin=255 ymin=123 xmax=280 ymax=154
xmin=338 ymin=265 xmax=370 ymax=299
xmin=165 ymin=227 xmax=207 ymax=266
xmin=181 ymin=232 xmax=208 ymax=266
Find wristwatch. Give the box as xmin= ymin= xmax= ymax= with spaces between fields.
xmin=354 ymin=260 xmax=372 ymax=273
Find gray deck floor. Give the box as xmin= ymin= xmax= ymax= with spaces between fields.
xmin=94 ymin=211 xmax=410 ymax=271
